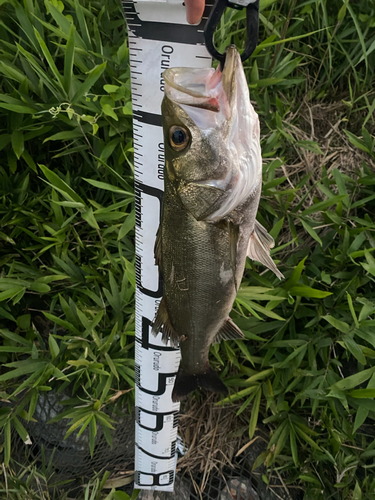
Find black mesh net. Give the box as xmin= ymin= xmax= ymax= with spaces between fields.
xmin=5 ymin=389 xmax=134 ymax=495
xmin=5 ymin=393 xmax=301 ymax=499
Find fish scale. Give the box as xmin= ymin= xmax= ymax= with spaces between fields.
xmin=162 ymin=173 xmax=252 ymax=377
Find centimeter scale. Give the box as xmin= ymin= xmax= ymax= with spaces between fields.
xmin=121 ymin=0 xmax=212 ymax=491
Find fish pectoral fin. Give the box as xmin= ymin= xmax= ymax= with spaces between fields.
xmin=151 ymin=297 xmax=179 ymax=347
xmin=214 ymin=317 xmax=244 ymax=344
xmin=247 ymin=223 xmax=284 ymax=280
xmin=154 ymin=225 xmax=162 ymax=269
xmin=254 ymin=220 xmax=275 ymax=249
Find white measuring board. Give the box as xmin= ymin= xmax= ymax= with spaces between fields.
xmin=121 ymin=0 xmax=213 ymax=491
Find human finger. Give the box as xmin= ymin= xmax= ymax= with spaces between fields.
xmin=185 ymin=0 xmax=205 ymax=24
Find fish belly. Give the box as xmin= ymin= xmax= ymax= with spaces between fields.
xmin=161 ymin=188 xmax=237 ymax=372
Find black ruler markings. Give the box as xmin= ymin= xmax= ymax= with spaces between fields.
xmin=123 ymin=0 xmax=212 ymax=488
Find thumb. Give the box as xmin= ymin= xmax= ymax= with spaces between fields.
xmin=185 ymin=0 xmax=205 ymax=24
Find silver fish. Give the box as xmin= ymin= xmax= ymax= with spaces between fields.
xmin=152 ymin=46 xmax=283 ymax=401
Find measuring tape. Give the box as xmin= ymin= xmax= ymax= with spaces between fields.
xmin=121 ymin=0 xmax=212 ymax=491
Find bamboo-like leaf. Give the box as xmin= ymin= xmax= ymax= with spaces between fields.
xmin=83 ymin=178 xmax=133 ymax=197
xmin=218 ymin=385 xmax=258 ymax=405
xmin=33 ymin=27 xmax=64 ymax=92
xmin=64 ymin=24 xmax=75 ymax=95
xmin=273 ymin=421 xmax=290 ymax=457
xmin=332 ymin=367 xmax=375 ymax=391
xmin=300 ymin=219 xmax=322 ymax=246
xmin=294 ymin=425 xmax=321 ymax=450
xmin=346 ymin=293 xmax=359 ymax=328
xmin=12 ymin=416 xmax=29 ymax=442
xmin=82 ymin=207 xmax=99 ymax=229
xmin=89 ymin=416 xmax=97 ymax=457
xmin=0 ymin=360 xmax=48 ymax=382
xmin=48 ymin=335 xmax=60 ymax=359
xmin=74 ymin=0 xmax=92 ymax=50
xmin=290 ymin=425 xmax=299 ymax=466
xmin=4 ymin=421 xmax=11 ymax=466
xmin=11 ymin=130 xmax=24 ymax=159
xmin=39 ymin=164 xmax=84 ymax=204
xmin=71 ymin=62 xmax=107 ymax=104
xmin=105 ymin=352 xmax=119 ymax=380
xmin=95 ymin=411 xmax=115 ymax=430
xmin=1 ymin=328 xmax=32 ymax=346
xmin=273 ymin=343 xmax=308 ymax=368
xmin=323 ymin=315 xmax=350 ymax=334
xmin=44 ymin=130 xmax=83 ymax=143
xmin=29 ymin=282 xmax=50 ymax=293
xmin=65 ymin=414 xmax=91 ymax=439
xmin=343 ymin=336 xmax=366 ymax=365
xmin=290 ymin=286 xmax=331 ymax=298
xmin=285 ymin=257 xmax=306 ymax=289
xmin=0 ymin=99 xmax=35 ymax=114
xmin=118 ymin=210 xmax=135 ymax=240
xmin=353 ymin=406 xmax=369 ymax=432
xmin=236 ymin=393 xmax=256 ymax=416
xmin=43 ymin=312 xmax=81 ymax=335
xmin=249 ymin=386 xmax=261 ymax=439
xmin=0 ymin=287 xmax=25 ymax=302
xmin=350 ymin=389 xmax=375 ymax=398
xmin=236 ymin=297 xmax=285 ymax=320
xmin=300 ymin=195 xmax=346 ymax=216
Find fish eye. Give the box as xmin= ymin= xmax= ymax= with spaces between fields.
xmin=169 ymin=125 xmax=190 ymax=152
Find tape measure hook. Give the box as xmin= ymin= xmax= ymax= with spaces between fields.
xmin=204 ymin=0 xmax=260 ymax=69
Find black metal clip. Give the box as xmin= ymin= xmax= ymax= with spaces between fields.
xmin=204 ymin=0 xmax=259 ymax=69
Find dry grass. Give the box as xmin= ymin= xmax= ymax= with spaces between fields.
xmin=177 ymin=394 xmax=247 ymax=487
xmin=281 ymin=100 xmax=375 ymax=202
xmin=176 ymin=394 xmax=298 ymax=499
xmin=260 ymin=99 xmax=375 ymax=254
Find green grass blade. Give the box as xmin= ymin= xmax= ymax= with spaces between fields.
xmin=64 ymin=24 xmax=75 ymax=95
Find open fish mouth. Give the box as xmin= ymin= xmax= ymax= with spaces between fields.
xmin=163 ymin=45 xmax=242 ymax=120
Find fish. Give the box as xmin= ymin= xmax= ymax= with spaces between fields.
xmin=152 ymin=46 xmax=283 ymax=402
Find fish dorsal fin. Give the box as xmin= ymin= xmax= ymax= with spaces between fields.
xmin=247 ymin=221 xmax=284 ymax=279
xmin=229 ymin=221 xmax=239 ymax=292
xmin=151 ymin=297 xmax=180 ymax=347
xmin=154 ymin=225 xmax=162 ymax=269
xmin=214 ymin=317 xmax=244 ymax=344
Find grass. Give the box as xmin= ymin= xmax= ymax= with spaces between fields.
xmin=0 ymin=0 xmax=374 ymax=499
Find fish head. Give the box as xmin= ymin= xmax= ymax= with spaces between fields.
xmin=162 ymin=46 xmax=262 ymax=221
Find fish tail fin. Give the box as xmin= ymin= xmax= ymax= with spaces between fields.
xmin=172 ymin=367 xmax=228 ymax=402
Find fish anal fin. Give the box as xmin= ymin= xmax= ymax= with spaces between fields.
xmin=154 ymin=225 xmax=162 ymax=269
xmin=172 ymin=367 xmax=228 ymax=402
xmin=151 ymin=297 xmax=179 ymax=347
xmin=214 ymin=317 xmax=244 ymax=344
xmin=247 ymin=223 xmax=284 ymax=280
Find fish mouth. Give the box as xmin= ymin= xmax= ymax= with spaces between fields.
xmin=163 ymin=45 xmax=241 ymax=118
xmin=163 ymin=66 xmax=223 ymax=113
